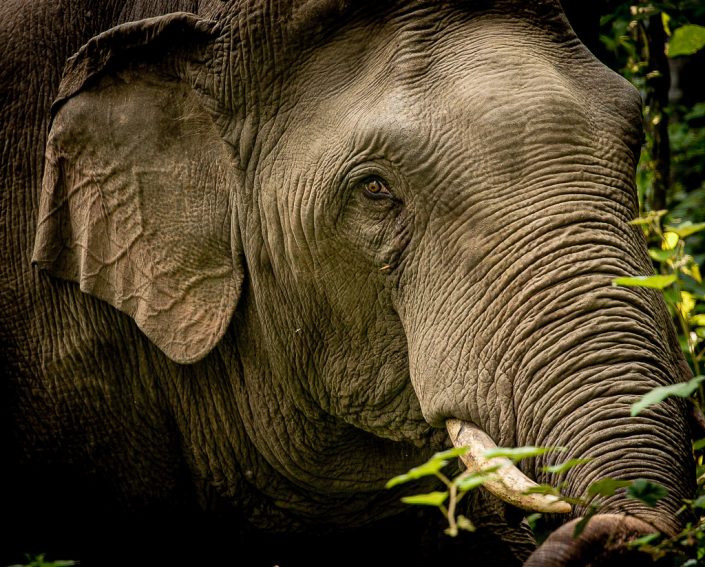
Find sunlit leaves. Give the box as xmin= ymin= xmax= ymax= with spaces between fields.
xmin=626 ymin=532 xmax=661 ymax=548
xmin=542 ymin=458 xmax=592 ymax=475
xmin=453 ymin=466 xmax=501 ymax=492
xmin=452 ymin=475 xmax=487 ymax=493
xmin=665 ymin=221 xmax=705 ymax=239
xmin=445 ymin=515 xmax=476 ymax=537
xmin=629 ymin=210 xmax=667 ymax=225
xmin=433 ymin=447 xmax=472 ymax=461
xmin=663 ymin=231 xmax=680 ymax=250
xmin=679 ymin=291 xmax=697 ymax=319
xmin=388 ymin=444 xmax=567 ymax=536
xmin=683 ymin=262 xmax=703 ymax=284
xmin=385 ymin=447 xmax=468 ymax=488
xmin=648 ymin=248 xmax=676 ymax=262
xmin=668 ymin=24 xmax=705 ymax=57
xmin=401 ymin=491 xmax=448 ymax=506
xmin=525 ymin=484 xmax=562 ymax=496
xmin=631 ymin=376 xmax=705 ymax=416
xmin=612 ymin=274 xmax=678 ymax=289
xmin=455 ymin=515 xmax=475 ymax=533
xmin=483 ymin=446 xmax=564 ymax=462
xmin=7 ymin=556 xmax=77 ymax=567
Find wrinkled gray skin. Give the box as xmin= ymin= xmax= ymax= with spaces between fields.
xmin=0 ymin=0 xmax=695 ymax=565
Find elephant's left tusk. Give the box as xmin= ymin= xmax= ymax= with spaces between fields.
xmin=446 ymin=419 xmax=572 ymax=514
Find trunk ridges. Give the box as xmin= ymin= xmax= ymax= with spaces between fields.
xmin=525 ymin=514 xmax=663 ymax=566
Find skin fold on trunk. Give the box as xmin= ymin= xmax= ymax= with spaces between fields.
xmin=447 ymin=419 xmax=571 ymax=514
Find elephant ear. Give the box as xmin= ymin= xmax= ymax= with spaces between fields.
xmin=32 ymin=13 xmax=242 ymax=364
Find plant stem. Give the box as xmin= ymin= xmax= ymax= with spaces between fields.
xmin=446 ymin=480 xmax=459 ymax=536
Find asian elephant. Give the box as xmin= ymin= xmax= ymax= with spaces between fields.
xmin=0 ymin=0 xmax=696 ymax=565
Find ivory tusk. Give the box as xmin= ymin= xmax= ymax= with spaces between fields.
xmin=446 ymin=419 xmax=571 ymax=514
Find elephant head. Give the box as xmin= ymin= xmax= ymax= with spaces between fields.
xmin=31 ymin=0 xmax=694 ymax=561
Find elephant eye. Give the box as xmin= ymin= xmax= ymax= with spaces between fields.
xmin=361 ymin=177 xmax=393 ymax=200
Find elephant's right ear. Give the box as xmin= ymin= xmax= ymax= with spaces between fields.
xmin=32 ymin=13 xmax=243 ymax=364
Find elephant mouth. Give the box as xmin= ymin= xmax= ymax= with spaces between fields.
xmin=446 ymin=419 xmax=571 ymax=514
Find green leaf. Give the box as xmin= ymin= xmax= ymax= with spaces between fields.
xmin=526 ymin=513 xmax=542 ymax=530
xmin=587 ymin=478 xmax=632 ymax=498
xmin=665 ymin=220 xmax=705 ymax=238
xmin=628 ymin=210 xmax=667 ymax=225
xmin=693 ymin=438 xmax=705 ymax=451
xmin=662 ymin=12 xmax=671 ymax=37
xmin=430 ymin=446 xmax=471 ymax=461
xmin=542 ymin=458 xmax=592 ymax=475
xmin=524 ymin=484 xmax=561 ymax=496
xmin=400 ymin=491 xmax=448 ymax=506
xmin=692 ymin=495 xmax=705 ymax=509
xmin=454 ymin=474 xmax=487 ymax=492
xmin=697 ymin=463 xmax=705 ymax=481
xmin=663 ymin=286 xmax=681 ymax=306
xmin=691 ymin=315 xmax=705 ymax=326
xmin=678 ymin=291 xmax=697 ymax=318
xmin=627 ymin=532 xmax=661 ymax=547
xmin=683 ymin=261 xmax=703 ymax=284
xmin=663 ymin=231 xmax=680 ymax=250
xmin=680 ymin=275 xmax=705 ymax=298
xmin=648 ymin=248 xmax=676 ymax=262
xmin=612 ymin=274 xmax=678 ymax=289
xmin=386 ymin=447 xmax=468 ymax=488
xmin=453 ymin=465 xmax=502 ymax=492
xmin=626 ymin=479 xmax=668 ymax=507
xmin=483 ymin=446 xmax=564 ymax=463
xmin=630 ymin=376 xmax=705 ymax=416
xmin=573 ymin=505 xmax=598 ymax=538
xmin=7 ymin=558 xmax=77 ymax=567
xmin=386 ymin=465 xmax=439 ymax=488
xmin=668 ymin=24 xmax=705 ymax=58
xmin=456 ymin=515 xmax=476 ymax=533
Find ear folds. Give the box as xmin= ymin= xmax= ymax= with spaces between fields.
xmin=32 ymin=13 xmax=243 ymax=364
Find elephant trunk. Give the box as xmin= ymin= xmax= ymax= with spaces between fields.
xmin=406 ymin=274 xmax=693 ymax=556
xmin=404 ymin=209 xmax=694 ymax=536
xmin=529 ymin=387 xmax=692 ymax=536
xmin=524 ymin=514 xmax=661 ymax=566
xmin=509 ymin=286 xmax=692 ymax=535
xmin=398 ymin=159 xmax=695 ymax=541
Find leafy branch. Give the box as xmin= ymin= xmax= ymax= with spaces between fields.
xmin=387 ymin=445 xmax=674 ymax=541
xmin=615 ymin=210 xmax=705 ymax=405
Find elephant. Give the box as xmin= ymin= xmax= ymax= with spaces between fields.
xmin=0 ymin=0 xmax=696 ymax=565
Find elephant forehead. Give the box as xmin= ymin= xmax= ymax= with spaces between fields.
xmin=269 ymin=21 xmax=606 ymax=184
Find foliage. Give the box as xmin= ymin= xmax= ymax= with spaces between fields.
xmin=386 ymin=445 xmax=670 ymax=541
xmin=630 ymin=375 xmax=705 ymax=416
xmin=596 ymin=3 xmax=705 ymax=560
xmin=668 ymin=24 xmax=705 ymax=57
xmin=386 ymin=446 xmax=567 ymax=538
xmin=618 ymin=211 xmax=705 ymax=401
xmin=5 ymin=555 xmax=76 ymax=567
xmin=606 ymin=207 xmax=705 ymax=562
